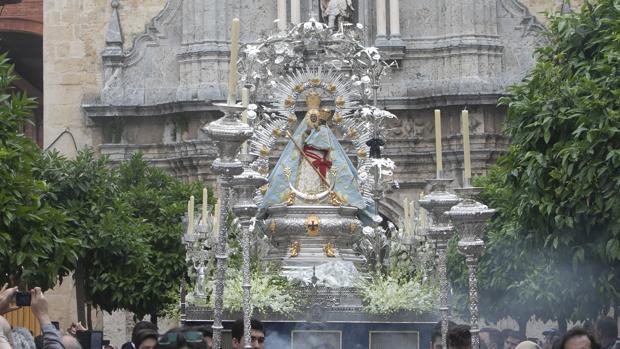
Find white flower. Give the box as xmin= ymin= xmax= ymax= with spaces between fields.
xmin=381 ymin=170 xmax=393 ymax=177
xmin=361 ymin=75 xmax=371 ymax=84
xmin=363 ymin=226 xmax=375 ymax=235
xmin=248 ymin=104 xmax=258 ymax=111
xmin=361 ymin=107 xmax=373 ymax=117
xmin=373 ymin=215 xmax=383 ymax=223
xmin=245 ymin=45 xmax=261 ymax=57
xmin=356 ymin=23 xmax=364 ymax=29
xmin=247 ymin=110 xmax=257 ymax=120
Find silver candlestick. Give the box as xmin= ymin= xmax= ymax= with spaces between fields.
xmin=231 ymin=153 xmax=267 ymax=349
xmin=446 ymin=186 xmax=495 ymax=349
xmin=419 ymin=178 xmax=460 ymax=349
xmin=202 ymin=103 xmax=253 ymax=349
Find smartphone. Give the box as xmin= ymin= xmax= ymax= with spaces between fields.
xmin=15 ymin=291 xmax=31 ymax=306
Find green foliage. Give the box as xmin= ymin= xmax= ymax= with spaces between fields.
xmin=0 ymin=54 xmax=79 ymax=289
xmin=38 ymin=150 xmax=202 ymax=319
xmin=449 ymin=0 xmax=620 ymax=325
xmin=112 ymin=153 xmax=203 ymax=318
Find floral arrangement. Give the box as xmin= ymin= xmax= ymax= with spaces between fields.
xmin=187 ymin=264 xmax=300 ymax=315
xmin=356 ymin=271 xmax=438 ymax=315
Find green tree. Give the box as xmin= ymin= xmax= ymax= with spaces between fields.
xmin=37 ymin=150 xmax=145 ymax=325
xmin=39 ymin=151 xmax=203 ymax=323
xmin=0 ymin=54 xmax=80 ymax=290
xmin=112 ymin=153 xmax=203 ymax=321
xmin=449 ymin=0 xmax=620 ymax=330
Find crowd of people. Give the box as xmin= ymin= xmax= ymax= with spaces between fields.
xmin=2 ymin=284 xmax=620 ymax=349
xmin=0 ymin=284 xmax=264 ymax=349
xmin=432 ymin=318 xmax=620 ymax=349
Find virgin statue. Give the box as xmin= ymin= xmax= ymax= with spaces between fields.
xmin=260 ymin=91 xmax=374 ymax=222
xmin=320 ymin=0 xmax=355 ymax=29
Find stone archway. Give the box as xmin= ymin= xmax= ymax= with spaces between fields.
xmin=0 ymin=31 xmax=43 ymax=146
xmin=0 ymin=0 xmax=44 ymax=146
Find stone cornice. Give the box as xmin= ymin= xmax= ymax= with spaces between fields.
xmin=83 ymin=93 xmax=506 ymax=119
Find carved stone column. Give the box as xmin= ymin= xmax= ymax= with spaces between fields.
xmin=375 ymin=0 xmax=389 ymax=46
xmin=389 ymin=0 xmax=404 ymax=46
xmin=291 ymin=0 xmax=301 ymax=24
xmin=277 ymin=0 xmax=287 ymax=30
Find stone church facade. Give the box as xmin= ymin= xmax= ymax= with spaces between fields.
xmin=46 ymin=0 xmax=576 ymax=222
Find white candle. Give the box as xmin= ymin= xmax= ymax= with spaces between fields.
xmin=403 ymin=197 xmax=410 ymax=235
xmin=213 ymin=201 xmax=220 ymax=240
xmin=462 ymin=109 xmax=472 ymax=181
xmin=227 ymin=18 xmax=241 ymax=105
xmin=410 ymin=199 xmax=416 ymax=237
xmin=202 ymin=188 xmax=208 ymax=225
xmin=434 ymin=109 xmax=443 ymax=176
xmin=188 ymin=196 xmax=195 ymax=234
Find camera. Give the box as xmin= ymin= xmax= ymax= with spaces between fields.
xmin=15 ymin=291 xmax=31 ymax=306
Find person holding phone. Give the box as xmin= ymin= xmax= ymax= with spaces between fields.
xmin=30 ymin=287 xmax=65 ymax=349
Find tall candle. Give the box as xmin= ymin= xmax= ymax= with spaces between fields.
xmin=410 ymin=199 xmax=417 ymax=237
xmin=188 ymin=195 xmax=195 ymax=234
xmin=403 ymin=197 xmax=410 ymax=235
xmin=227 ymin=18 xmax=241 ymax=105
xmin=202 ymin=188 xmax=208 ymax=225
xmin=418 ymin=192 xmax=427 ymax=229
xmin=462 ymin=109 xmax=472 ymax=181
xmin=434 ymin=109 xmax=443 ymax=177
xmin=213 ymin=201 xmax=220 ymax=240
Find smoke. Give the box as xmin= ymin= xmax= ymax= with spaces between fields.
xmin=265 ymin=330 xmax=289 ymax=348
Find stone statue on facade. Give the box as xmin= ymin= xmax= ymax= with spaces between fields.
xmin=320 ymin=0 xmax=355 ymax=29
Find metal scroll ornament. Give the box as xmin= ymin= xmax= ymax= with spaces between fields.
xmin=419 ymin=178 xmax=460 ymax=349
xmin=446 ymin=187 xmax=495 ymax=349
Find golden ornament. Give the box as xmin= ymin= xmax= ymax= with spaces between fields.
xmin=260 ymin=146 xmax=271 ymax=156
xmin=285 ymin=191 xmax=296 ymax=206
xmin=293 ymin=83 xmax=305 ymax=93
xmin=304 ymin=215 xmax=321 ymax=236
xmin=290 ymin=240 xmax=300 ymax=257
xmin=329 ymin=191 xmax=345 ymax=206
xmin=269 ymin=219 xmax=276 ymax=234
xmin=323 ymin=242 xmax=336 ymax=257
xmin=333 ymin=112 xmax=343 ymax=124
xmin=335 ymin=96 xmax=346 ymax=108
xmin=326 ymin=83 xmax=337 ymax=95
xmin=347 ymin=128 xmax=358 ymax=139
xmin=310 ymin=78 xmax=321 ymax=87
xmin=284 ymin=95 xmax=296 ymax=108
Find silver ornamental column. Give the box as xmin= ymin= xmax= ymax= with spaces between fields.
xmin=446 ymin=187 xmax=495 ymax=349
xmin=231 ymin=153 xmax=267 ymax=349
xmin=419 ymin=178 xmax=460 ymax=349
xmin=202 ymin=103 xmax=253 ymax=349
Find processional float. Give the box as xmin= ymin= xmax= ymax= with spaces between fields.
xmin=181 ymin=5 xmax=496 ymax=349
